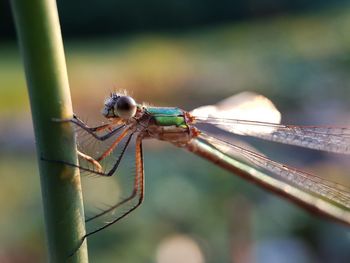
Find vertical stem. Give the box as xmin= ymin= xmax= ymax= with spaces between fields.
xmin=10 ymin=0 xmax=88 ymax=262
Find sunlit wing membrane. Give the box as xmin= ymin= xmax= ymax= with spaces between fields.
xmin=191 ymin=92 xmax=350 ymax=154
xmin=200 ymin=133 xmax=350 ymax=209
xmin=191 ymin=91 xmax=281 ymax=134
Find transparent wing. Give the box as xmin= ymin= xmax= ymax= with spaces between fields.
xmin=200 ymin=133 xmax=350 ymax=209
xmin=196 ymin=118 xmax=350 ymax=154
xmin=191 ymin=91 xmax=282 ymax=130
xmin=191 ymin=92 xmax=350 ymax=154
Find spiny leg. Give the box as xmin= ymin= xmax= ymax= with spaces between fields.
xmin=73 ymin=114 xmax=114 ymax=132
xmin=47 ymin=117 xmax=131 ymax=175
xmin=96 ymin=128 xmax=131 ymax=162
xmin=61 ymin=132 xmax=134 ymax=177
xmin=86 ymin=136 xmax=145 ymax=233
xmin=56 ymin=114 xmax=125 ymax=141
xmin=72 ymin=115 xmax=126 ymax=141
xmin=49 ymin=128 xmax=132 ymax=177
xmin=70 ymin=136 xmax=145 ymax=256
xmin=86 ymin=136 xmax=143 ymax=221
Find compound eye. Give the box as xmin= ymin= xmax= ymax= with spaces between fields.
xmin=114 ymin=96 xmax=137 ymax=119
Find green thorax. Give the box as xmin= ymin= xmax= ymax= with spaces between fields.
xmin=145 ymin=107 xmax=186 ymax=127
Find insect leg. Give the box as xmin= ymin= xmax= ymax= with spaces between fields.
xmin=70 ymin=136 xmax=145 ymax=255
xmin=54 ymin=114 xmax=125 ymax=141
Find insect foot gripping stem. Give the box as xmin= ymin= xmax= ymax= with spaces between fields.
xmin=51 ymin=116 xmax=74 ymax=123
xmin=77 ymin=151 xmax=103 ymax=173
xmin=67 ymin=236 xmax=86 ymax=258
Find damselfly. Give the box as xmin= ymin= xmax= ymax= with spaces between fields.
xmin=60 ymin=91 xmax=350 ymax=251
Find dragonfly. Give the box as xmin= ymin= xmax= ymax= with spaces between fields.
xmin=61 ymin=91 xmax=350 ymax=252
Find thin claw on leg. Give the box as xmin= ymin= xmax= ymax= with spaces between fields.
xmin=52 ymin=117 xmax=74 ymax=123
xmin=77 ymin=150 xmax=103 ymax=173
xmin=52 ymin=114 xmax=83 ymax=123
xmin=68 ymin=236 xmax=86 ymax=258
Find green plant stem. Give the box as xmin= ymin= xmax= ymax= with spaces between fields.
xmin=10 ymin=0 xmax=88 ymax=262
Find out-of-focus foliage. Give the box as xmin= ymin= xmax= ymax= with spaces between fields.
xmin=2 ymin=5 xmax=350 ymax=117
xmin=1 ymin=0 xmax=349 ymax=39
xmin=1 ymin=3 xmax=350 ymax=263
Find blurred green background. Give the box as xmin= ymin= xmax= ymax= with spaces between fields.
xmin=1 ymin=1 xmax=350 ymax=262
